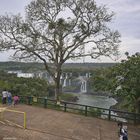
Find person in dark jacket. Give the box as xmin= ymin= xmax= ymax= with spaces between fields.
xmin=118 ymin=122 xmax=128 ymax=140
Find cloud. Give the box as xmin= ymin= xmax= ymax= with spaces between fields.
xmin=97 ymin=0 xmax=140 ymax=13
xmin=120 ymin=37 xmax=140 ymax=60
xmin=0 ymin=50 xmax=15 ymax=61
xmin=0 ymin=0 xmax=140 ymax=62
xmin=97 ymin=0 xmax=140 ymax=36
xmin=0 ymin=0 xmax=31 ymax=15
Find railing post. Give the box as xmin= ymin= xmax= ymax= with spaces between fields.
xmin=108 ymin=108 xmax=111 ymax=121
xmin=44 ymin=97 xmax=47 ymax=108
xmin=134 ymin=113 xmax=137 ymax=124
xmin=64 ymin=103 xmax=67 ymax=112
xmin=85 ymin=106 xmax=87 ymax=116
xmin=21 ymin=96 xmax=25 ymax=104
xmin=27 ymin=96 xmax=32 ymax=105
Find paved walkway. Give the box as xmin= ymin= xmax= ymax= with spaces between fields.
xmin=0 ymin=104 xmax=140 ymax=140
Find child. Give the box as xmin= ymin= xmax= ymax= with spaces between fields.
xmin=13 ymin=95 xmax=19 ymax=106
xmin=118 ymin=122 xmax=128 ymax=140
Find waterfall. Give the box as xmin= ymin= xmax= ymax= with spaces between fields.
xmin=63 ymin=78 xmax=67 ymax=87
xmin=81 ymin=80 xmax=87 ymax=93
xmin=63 ymin=73 xmax=68 ymax=87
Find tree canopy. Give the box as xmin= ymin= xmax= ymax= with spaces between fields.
xmin=113 ymin=53 xmax=140 ymax=112
xmin=0 ymin=71 xmax=48 ymax=97
xmin=91 ymin=53 xmax=140 ymax=113
xmin=90 ymin=68 xmax=112 ymax=92
xmin=0 ymin=0 xmax=120 ymax=100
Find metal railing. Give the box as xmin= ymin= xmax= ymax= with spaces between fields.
xmin=0 ymin=95 xmax=140 ymax=124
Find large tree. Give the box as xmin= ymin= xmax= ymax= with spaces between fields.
xmin=0 ymin=0 xmax=120 ymax=101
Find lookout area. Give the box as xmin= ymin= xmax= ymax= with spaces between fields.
xmin=0 ymin=104 xmax=140 ymax=140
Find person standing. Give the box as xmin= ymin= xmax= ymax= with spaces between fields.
xmin=118 ymin=122 xmax=128 ymax=140
xmin=2 ymin=89 xmax=7 ymax=104
xmin=13 ymin=95 xmax=19 ymax=106
xmin=7 ymin=91 xmax=12 ymax=105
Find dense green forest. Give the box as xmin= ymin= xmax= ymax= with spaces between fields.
xmin=0 ymin=62 xmax=45 ymax=72
xmin=0 ymin=61 xmax=116 ymax=72
xmin=0 ymin=70 xmax=49 ymax=97
xmin=90 ymin=53 xmax=140 ymax=113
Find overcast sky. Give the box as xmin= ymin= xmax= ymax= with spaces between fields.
xmin=0 ymin=0 xmax=140 ymax=62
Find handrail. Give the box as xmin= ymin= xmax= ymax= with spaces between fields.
xmin=0 ymin=95 xmax=140 ymax=123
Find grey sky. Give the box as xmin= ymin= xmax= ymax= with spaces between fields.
xmin=96 ymin=0 xmax=140 ymax=61
xmin=0 ymin=0 xmax=140 ymax=62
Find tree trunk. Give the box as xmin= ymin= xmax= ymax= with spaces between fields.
xmin=55 ymin=80 xmax=60 ymax=101
xmin=54 ymin=69 xmax=62 ymax=104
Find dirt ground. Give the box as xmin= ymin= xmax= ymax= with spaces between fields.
xmin=0 ymin=104 xmax=140 ymax=140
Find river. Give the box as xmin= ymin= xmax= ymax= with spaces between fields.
xmin=72 ymin=92 xmax=117 ymax=109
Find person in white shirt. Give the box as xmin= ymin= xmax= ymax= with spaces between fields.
xmin=2 ymin=89 xmax=8 ymax=104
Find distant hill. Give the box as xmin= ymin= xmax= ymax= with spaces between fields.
xmin=63 ymin=63 xmax=117 ymax=69
xmin=0 ymin=61 xmax=44 ymax=72
xmin=0 ymin=61 xmax=117 ymax=72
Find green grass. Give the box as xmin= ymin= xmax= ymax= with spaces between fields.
xmin=60 ymin=93 xmax=78 ymax=102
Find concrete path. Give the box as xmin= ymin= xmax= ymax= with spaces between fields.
xmin=0 ymin=104 xmax=140 ymax=140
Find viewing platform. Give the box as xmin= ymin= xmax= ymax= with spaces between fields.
xmin=0 ymin=104 xmax=140 ymax=140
